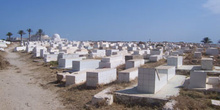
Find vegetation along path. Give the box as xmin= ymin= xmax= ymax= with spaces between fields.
xmin=0 ymin=43 xmax=64 ymax=110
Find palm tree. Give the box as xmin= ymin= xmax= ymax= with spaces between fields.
xmin=201 ymin=37 xmax=212 ymax=44
xmin=6 ymin=32 xmax=13 ymax=41
xmin=27 ymin=28 xmax=32 ymax=41
xmin=18 ymin=30 xmax=26 ymax=44
xmin=36 ymin=29 xmax=44 ymax=41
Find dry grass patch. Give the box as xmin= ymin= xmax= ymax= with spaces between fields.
xmin=183 ymin=53 xmax=201 ymax=65
xmin=171 ymin=89 xmax=220 ymax=109
xmin=141 ymin=59 xmax=166 ymax=68
xmin=0 ymin=52 xmax=10 ymax=70
xmin=213 ymin=55 xmax=220 ymax=66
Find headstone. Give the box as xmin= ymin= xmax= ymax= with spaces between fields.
xmin=86 ymin=68 xmax=116 ymax=87
xmin=201 ymin=58 xmax=213 ymax=70
xmin=167 ymin=56 xmax=183 ymax=68
xmin=189 ymin=71 xmax=207 ymax=88
xmin=155 ymin=65 xmax=176 ymax=80
xmin=137 ymin=68 xmax=168 ymax=93
xmin=72 ymin=59 xmax=100 ymax=71
xmin=118 ymin=67 xmax=138 ymax=82
xmin=125 ymin=59 xmax=144 ymax=69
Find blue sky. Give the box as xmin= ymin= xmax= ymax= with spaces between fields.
xmin=0 ymin=0 xmax=220 ymax=43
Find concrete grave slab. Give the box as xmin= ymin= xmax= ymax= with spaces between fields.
xmin=72 ymin=59 xmax=100 ymax=71
xmin=118 ymin=67 xmax=138 ymax=82
xmin=86 ymin=68 xmax=116 ymax=87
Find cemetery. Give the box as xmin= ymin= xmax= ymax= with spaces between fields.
xmin=2 ymin=1 xmax=220 ymax=109
xmin=2 ymin=35 xmax=220 ymax=109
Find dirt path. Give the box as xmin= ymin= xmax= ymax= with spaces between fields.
xmin=0 ymin=44 xmax=64 ymax=110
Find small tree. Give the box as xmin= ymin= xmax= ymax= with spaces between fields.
xmin=201 ymin=37 xmax=212 ymax=44
xmin=36 ymin=29 xmax=44 ymax=41
xmin=18 ymin=30 xmax=26 ymax=44
xmin=6 ymin=32 xmax=13 ymax=41
xmin=27 ymin=28 xmax=32 ymax=41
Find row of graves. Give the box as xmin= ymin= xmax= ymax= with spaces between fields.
xmin=14 ymin=40 xmax=220 ymax=107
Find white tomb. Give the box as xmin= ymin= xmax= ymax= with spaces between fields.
xmin=167 ymin=56 xmax=183 ymax=68
xmin=150 ymin=49 xmax=163 ymax=55
xmin=207 ymin=77 xmax=220 ymax=85
xmin=137 ymin=68 xmax=167 ymax=94
xmin=149 ymin=55 xmax=162 ymax=62
xmin=194 ymin=52 xmax=202 ymax=58
xmin=189 ymin=71 xmax=207 ymax=88
xmin=118 ymin=67 xmax=138 ymax=82
xmin=63 ymin=47 xmax=78 ymax=54
xmin=206 ymin=48 xmax=219 ymax=56
xmin=58 ymin=58 xmax=83 ymax=69
xmin=155 ymin=65 xmax=176 ymax=80
xmin=201 ymin=58 xmax=213 ymax=70
xmin=72 ymin=59 xmax=100 ymax=71
xmin=0 ymin=41 xmax=8 ymax=48
xmin=128 ymin=47 xmax=137 ymax=51
xmin=14 ymin=46 xmax=26 ymax=51
xmin=86 ymin=68 xmax=117 ymax=87
xmin=58 ymin=53 xmax=80 ymax=61
xmin=125 ymin=59 xmax=144 ymax=69
xmin=44 ymin=54 xmax=58 ymax=62
xmin=99 ymin=55 xmax=125 ymax=68
xmin=33 ymin=46 xmax=46 ymax=57
xmin=133 ymin=50 xmax=145 ymax=55
xmin=65 ymin=69 xmax=93 ymax=86
xmin=26 ymin=46 xmax=35 ymax=53
xmin=40 ymin=49 xmax=48 ymax=58
xmin=106 ymin=49 xmax=119 ymax=56
xmin=90 ymin=49 xmax=106 ymax=58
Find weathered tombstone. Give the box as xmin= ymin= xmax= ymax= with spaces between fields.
xmin=201 ymin=58 xmax=213 ymax=70
xmin=137 ymin=68 xmax=168 ymax=93
xmin=86 ymin=68 xmax=116 ymax=87
xmin=189 ymin=71 xmax=207 ymax=88
xmin=125 ymin=59 xmax=145 ymax=69
xmin=167 ymin=56 xmax=183 ymax=68
xmin=72 ymin=59 xmax=100 ymax=71
xmin=155 ymin=65 xmax=176 ymax=80
xmin=118 ymin=67 xmax=138 ymax=82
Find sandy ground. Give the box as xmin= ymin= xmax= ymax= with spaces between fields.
xmin=0 ymin=44 xmax=64 ymax=110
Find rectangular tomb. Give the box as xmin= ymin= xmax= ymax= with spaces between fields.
xmin=125 ymin=59 xmax=145 ymax=69
xmin=155 ymin=65 xmax=176 ymax=80
xmin=194 ymin=52 xmax=202 ymax=58
xmin=206 ymin=48 xmax=219 ymax=56
xmin=189 ymin=71 xmax=207 ymax=88
xmin=99 ymin=55 xmax=125 ymax=68
xmin=149 ymin=55 xmax=162 ymax=62
xmin=58 ymin=58 xmax=83 ymax=69
xmin=44 ymin=54 xmax=58 ymax=63
xmin=65 ymin=69 xmax=93 ymax=86
xmin=137 ymin=68 xmax=168 ymax=94
xmin=86 ymin=68 xmax=117 ymax=87
xmin=118 ymin=67 xmax=138 ymax=82
xmin=201 ymin=58 xmax=213 ymax=70
xmin=72 ymin=59 xmax=100 ymax=71
xmin=167 ymin=56 xmax=183 ymax=68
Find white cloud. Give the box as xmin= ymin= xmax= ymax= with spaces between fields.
xmin=203 ymin=0 xmax=220 ymax=14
